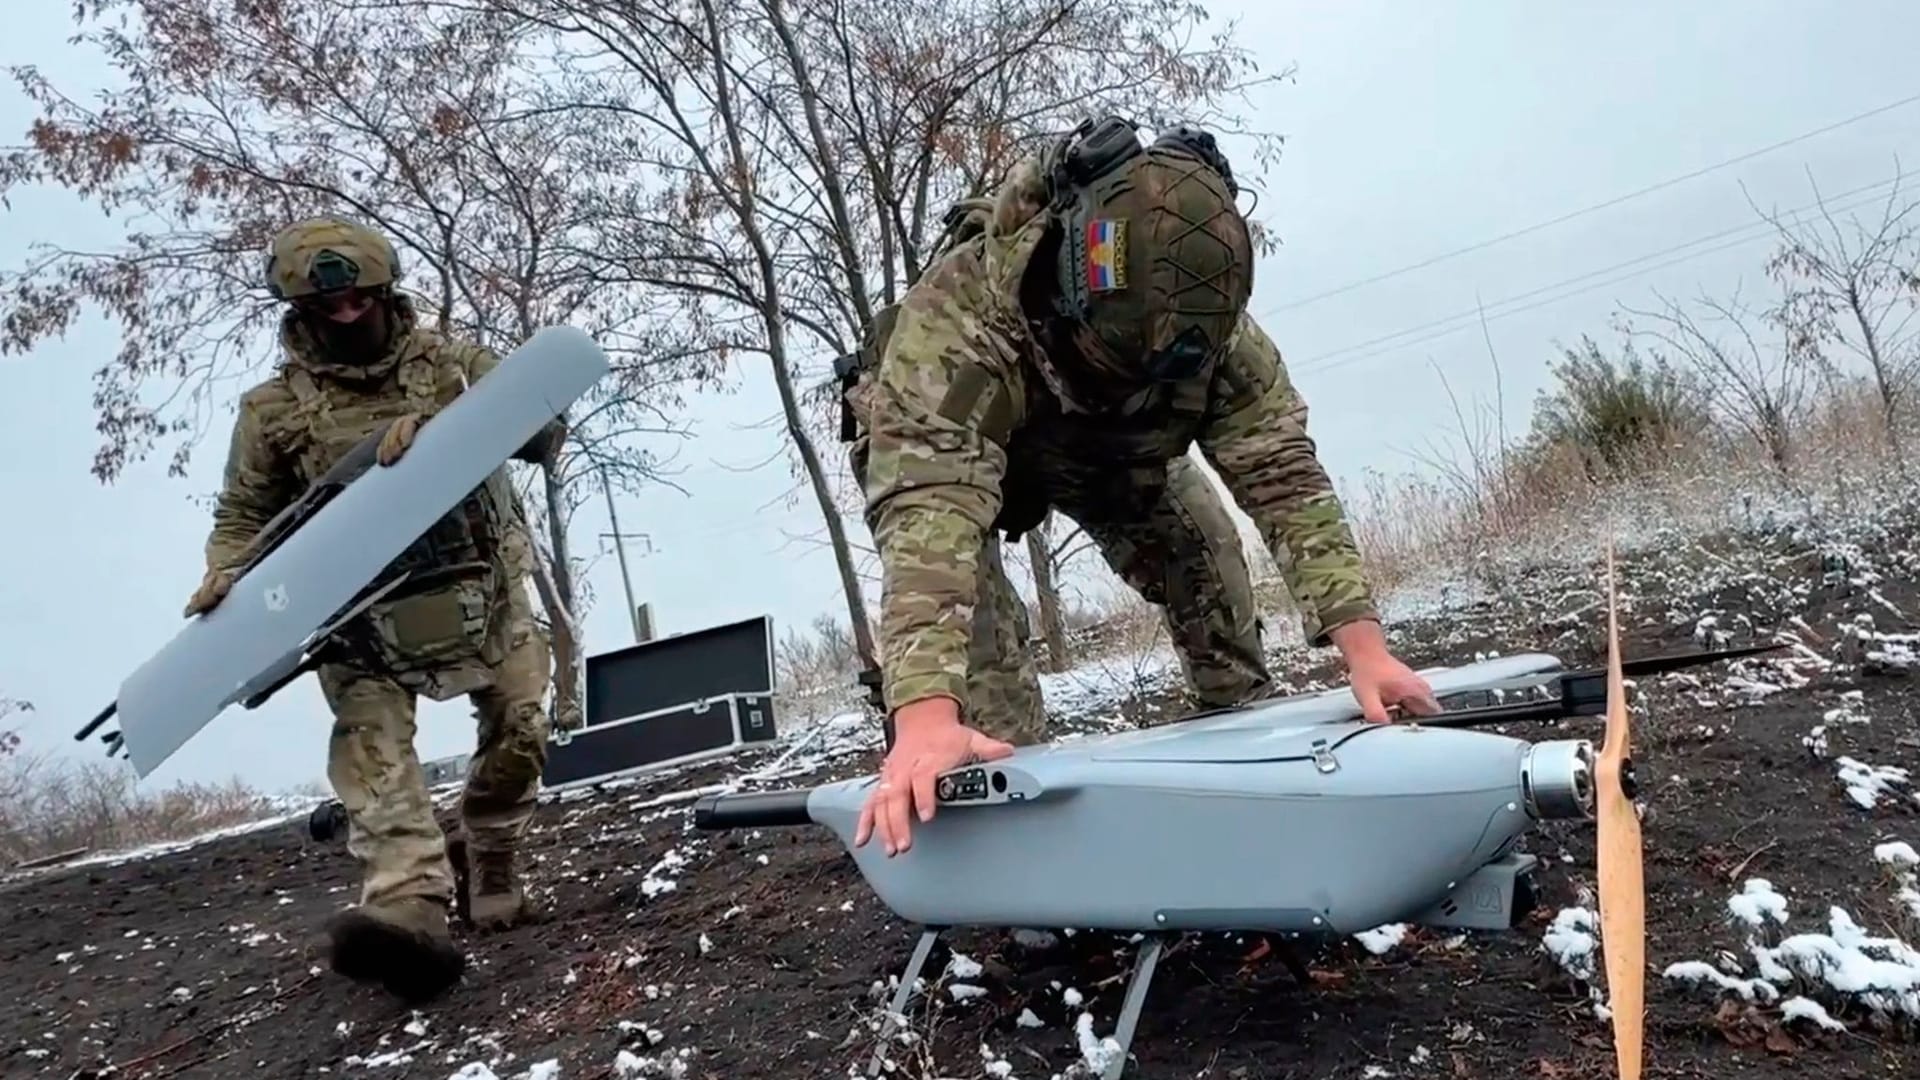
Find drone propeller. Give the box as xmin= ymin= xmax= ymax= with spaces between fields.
xmin=1596 ymin=542 xmax=1645 ymax=1079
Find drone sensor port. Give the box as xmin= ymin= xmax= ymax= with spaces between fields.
xmin=1521 ymin=739 xmax=1596 ymax=821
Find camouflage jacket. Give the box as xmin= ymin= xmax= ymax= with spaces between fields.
xmin=852 ymin=154 xmax=1380 ymax=714
xmin=202 ymin=294 xmax=537 ymax=582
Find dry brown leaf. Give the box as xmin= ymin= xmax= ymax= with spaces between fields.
xmin=1764 ymin=1024 xmax=1798 ymax=1056
xmin=1712 ymin=999 xmax=1770 ymax=1048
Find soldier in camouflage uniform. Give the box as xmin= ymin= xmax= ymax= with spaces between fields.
xmin=837 ymin=117 xmax=1443 ymax=856
xmin=186 ymin=218 xmax=563 ymax=1001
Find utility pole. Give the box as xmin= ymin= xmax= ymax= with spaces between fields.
xmin=597 ymin=465 xmax=654 ymax=644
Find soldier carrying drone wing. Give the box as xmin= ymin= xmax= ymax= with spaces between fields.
xmin=186 ymin=218 xmax=565 ymax=1002
xmin=837 ymin=116 xmax=1443 ymax=857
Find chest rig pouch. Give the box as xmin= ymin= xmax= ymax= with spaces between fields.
xmin=835 ymin=196 xmax=997 ymax=446
xmin=282 ymin=355 xmax=511 ymax=700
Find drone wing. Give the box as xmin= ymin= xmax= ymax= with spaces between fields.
xmin=1596 ymin=541 xmax=1645 ymax=1078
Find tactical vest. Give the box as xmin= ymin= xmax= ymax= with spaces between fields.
xmin=278 ymin=337 xmax=515 ymax=700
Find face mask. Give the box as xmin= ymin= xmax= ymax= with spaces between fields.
xmin=299 ymin=289 xmax=392 ymax=364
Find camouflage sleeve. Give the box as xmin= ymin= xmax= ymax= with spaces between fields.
xmin=203 ymin=391 xmax=300 ymax=573
xmin=1196 ymin=316 xmax=1378 ymax=647
xmin=860 ymin=261 xmax=1029 ymax=713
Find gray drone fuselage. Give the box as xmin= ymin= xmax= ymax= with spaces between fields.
xmin=103 ymin=324 xmax=611 ymax=778
xmin=796 ymin=654 xmax=1596 ymax=936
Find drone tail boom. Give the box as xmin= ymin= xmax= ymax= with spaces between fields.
xmin=693 ymin=788 xmax=814 ymax=829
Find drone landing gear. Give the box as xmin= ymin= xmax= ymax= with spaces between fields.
xmin=867 ymin=926 xmax=945 ymax=1077
xmin=1103 ymin=934 xmax=1168 ymax=1080
xmin=865 ymin=926 xmax=1169 ymax=1080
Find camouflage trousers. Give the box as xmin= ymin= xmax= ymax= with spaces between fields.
xmin=965 ymin=452 xmax=1272 ymax=745
xmin=317 ymin=581 xmax=552 ymax=909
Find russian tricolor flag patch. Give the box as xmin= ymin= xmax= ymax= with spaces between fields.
xmin=1085 ymin=218 xmax=1128 ymax=292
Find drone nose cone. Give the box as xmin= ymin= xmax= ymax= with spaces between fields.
xmin=1522 ymin=739 xmax=1596 ymax=820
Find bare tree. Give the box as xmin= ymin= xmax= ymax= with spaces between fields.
xmin=1019 ymin=519 xmax=1070 ymax=671
xmin=475 ymin=0 xmax=1285 ymax=673
xmin=1617 ymin=284 xmax=1818 ymax=475
xmin=1751 ymin=165 xmax=1920 ymax=455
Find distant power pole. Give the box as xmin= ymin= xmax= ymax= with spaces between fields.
xmin=598 ymin=467 xmax=655 ymax=645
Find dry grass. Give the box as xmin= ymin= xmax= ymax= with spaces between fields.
xmin=0 ymin=750 xmax=281 ymax=869
xmin=1341 ymin=375 xmax=1916 ymax=604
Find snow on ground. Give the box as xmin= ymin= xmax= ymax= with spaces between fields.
xmin=17 ymin=467 xmax=1920 ymax=1080
xmin=19 ymin=792 xmax=333 ymax=877
xmin=1664 ymin=856 xmax=1920 ymax=1027
xmin=1034 ymin=639 xmax=1184 ymax=722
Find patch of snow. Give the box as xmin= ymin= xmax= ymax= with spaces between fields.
xmin=1072 ymin=1013 xmax=1125 ymax=1076
xmin=1662 ymin=960 xmax=1778 ymax=1002
xmin=641 ymin=848 xmax=692 ymax=898
xmin=1354 ymin=924 xmax=1407 ymax=955
xmin=1728 ymin=879 xmax=1789 ymax=928
xmin=1781 ymin=996 xmax=1847 ymax=1031
xmin=1875 ymin=840 xmax=1920 ymax=920
xmin=1541 ymin=906 xmax=1598 ymax=982
xmin=1875 ymin=841 xmax=1919 ymax=868
xmin=1665 ymin=867 xmax=1920 ymax=1023
xmin=1038 ymin=643 xmax=1182 ymax=718
xmin=1802 ymin=724 xmax=1830 ymax=759
xmin=346 ymin=1042 xmax=430 ymax=1069
xmin=1835 ymin=756 xmax=1914 ymax=810
xmin=612 ymin=1047 xmax=693 ymax=1078
xmin=1823 ymin=691 xmax=1870 ymax=726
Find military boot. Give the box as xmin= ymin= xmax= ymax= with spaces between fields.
xmin=325 ymin=896 xmax=465 ymax=1002
xmin=467 ymin=845 xmax=530 ymax=931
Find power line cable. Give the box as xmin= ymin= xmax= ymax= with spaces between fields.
xmin=1290 ymin=166 xmax=1914 ymax=376
xmin=1261 ymin=89 xmax=1920 ymax=315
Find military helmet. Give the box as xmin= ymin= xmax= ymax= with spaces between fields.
xmin=263 ymin=217 xmax=401 ymax=300
xmin=1040 ymin=117 xmax=1253 ymax=389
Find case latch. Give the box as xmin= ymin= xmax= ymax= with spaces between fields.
xmin=1310 ymin=737 xmax=1339 ymax=774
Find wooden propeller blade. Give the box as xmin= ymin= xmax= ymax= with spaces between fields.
xmin=1596 ymin=542 xmax=1645 ymax=1079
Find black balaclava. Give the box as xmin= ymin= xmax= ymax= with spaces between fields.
xmin=302 ymin=288 xmax=397 ymax=366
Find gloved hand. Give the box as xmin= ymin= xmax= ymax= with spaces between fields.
xmin=184 ymin=567 xmax=234 ymax=617
xmin=377 ymin=412 xmax=422 ymax=466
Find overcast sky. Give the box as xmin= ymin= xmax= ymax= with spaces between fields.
xmin=4 ymin=1 xmax=1917 ymax=794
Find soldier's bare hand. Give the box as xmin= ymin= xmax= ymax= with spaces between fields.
xmin=854 ymin=699 xmax=1014 ymax=857
xmin=1330 ymin=619 xmax=1441 ymax=722
xmin=183 ymin=567 xmax=234 ymax=617
xmin=377 ymin=412 xmax=422 ymax=466
xmin=1348 ymin=653 xmax=1442 ymax=723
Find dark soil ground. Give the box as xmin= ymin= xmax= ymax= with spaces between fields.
xmin=4 ymin=521 xmax=1920 ymax=1080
